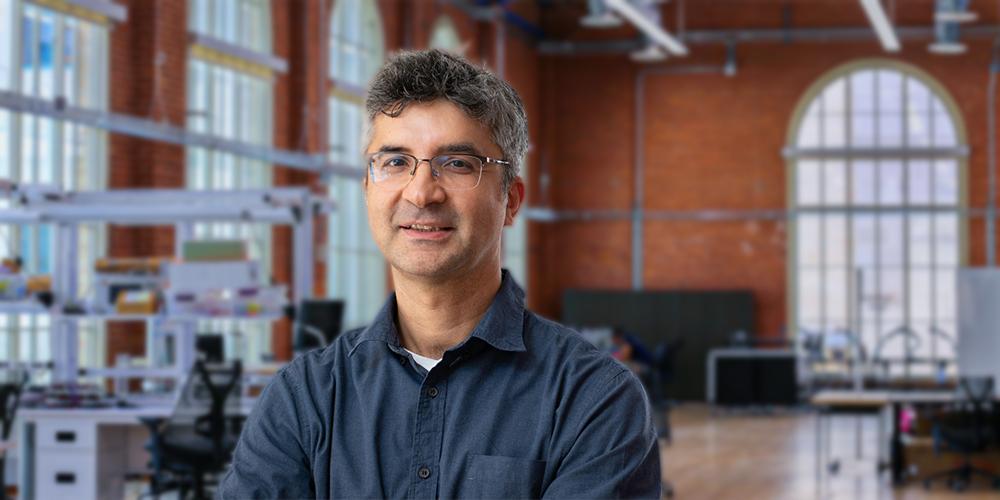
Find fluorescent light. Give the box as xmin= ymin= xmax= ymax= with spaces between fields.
xmin=859 ymin=0 xmax=901 ymax=52
xmin=630 ymin=43 xmax=668 ymax=63
xmin=605 ymin=0 xmax=688 ymax=56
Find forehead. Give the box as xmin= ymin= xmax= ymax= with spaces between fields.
xmin=366 ymin=100 xmax=498 ymax=155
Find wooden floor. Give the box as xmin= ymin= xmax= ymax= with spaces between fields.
xmin=659 ymin=405 xmax=1000 ymax=500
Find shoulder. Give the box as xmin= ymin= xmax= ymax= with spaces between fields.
xmin=269 ymin=326 xmax=367 ymax=399
xmin=522 ymin=310 xmax=634 ymax=396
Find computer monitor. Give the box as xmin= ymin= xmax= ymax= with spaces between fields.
xmin=294 ymin=299 xmax=345 ymax=352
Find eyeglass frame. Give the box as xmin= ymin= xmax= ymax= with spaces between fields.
xmin=365 ymin=151 xmax=511 ymax=191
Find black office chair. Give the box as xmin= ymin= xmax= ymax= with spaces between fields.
xmin=651 ymin=338 xmax=683 ymax=500
xmin=0 ymin=370 xmax=27 ymax=500
xmin=142 ymin=360 xmax=243 ymax=500
xmin=923 ymin=377 xmax=1000 ymax=492
xmin=651 ymin=338 xmax=684 ymax=444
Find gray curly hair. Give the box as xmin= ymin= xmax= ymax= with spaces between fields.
xmin=364 ymin=49 xmax=528 ymax=192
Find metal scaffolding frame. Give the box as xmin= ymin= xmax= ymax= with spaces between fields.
xmin=0 ymin=185 xmax=328 ymax=382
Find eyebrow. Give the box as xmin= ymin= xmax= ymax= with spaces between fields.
xmin=375 ymin=143 xmax=483 ymax=157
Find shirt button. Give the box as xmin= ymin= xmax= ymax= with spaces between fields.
xmin=427 ymin=387 xmax=439 ymax=398
xmin=417 ymin=466 xmax=431 ymax=479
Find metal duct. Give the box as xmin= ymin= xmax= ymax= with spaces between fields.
xmin=581 ymin=0 xmax=624 ymax=28
xmin=930 ymin=0 xmax=976 ymax=54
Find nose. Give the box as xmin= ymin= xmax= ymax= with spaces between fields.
xmin=401 ymin=160 xmax=447 ymax=208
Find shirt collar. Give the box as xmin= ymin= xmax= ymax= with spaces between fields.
xmin=348 ymin=269 xmax=527 ymax=356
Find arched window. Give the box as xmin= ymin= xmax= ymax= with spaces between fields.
xmin=429 ymin=14 xmax=463 ymax=53
xmin=0 ymin=0 xmax=109 ymax=372
xmin=328 ymin=0 xmax=385 ymax=329
xmin=788 ymin=61 xmax=965 ymax=375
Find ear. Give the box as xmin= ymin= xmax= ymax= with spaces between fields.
xmin=504 ymin=176 xmax=525 ymax=226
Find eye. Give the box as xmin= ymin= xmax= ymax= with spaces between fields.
xmin=439 ymin=155 xmax=477 ymax=174
xmin=378 ymin=154 xmax=412 ymax=172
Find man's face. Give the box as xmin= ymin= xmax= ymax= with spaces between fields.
xmin=364 ymin=100 xmax=523 ymax=282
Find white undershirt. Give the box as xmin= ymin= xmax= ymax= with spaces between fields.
xmin=405 ymin=349 xmax=441 ymax=371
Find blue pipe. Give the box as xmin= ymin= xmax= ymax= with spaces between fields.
xmin=473 ymin=0 xmax=545 ymax=40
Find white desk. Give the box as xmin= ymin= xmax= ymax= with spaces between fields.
xmin=811 ymin=389 xmax=963 ymax=488
xmin=17 ymin=400 xmax=256 ymax=500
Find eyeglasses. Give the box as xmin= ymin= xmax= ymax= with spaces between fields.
xmin=367 ymin=152 xmax=510 ymax=191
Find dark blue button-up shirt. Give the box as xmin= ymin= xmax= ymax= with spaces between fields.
xmin=219 ymin=271 xmax=660 ymax=498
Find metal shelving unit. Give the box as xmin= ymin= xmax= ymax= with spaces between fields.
xmin=0 ymin=184 xmax=331 ymax=384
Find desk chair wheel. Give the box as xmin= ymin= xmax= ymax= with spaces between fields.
xmin=827 ymin=460 xmax=840 ymax=475
xmin=946 ymin=477 xmax=967 ymax=492
xmin=661 ymin=481 xmax=674 ymax=499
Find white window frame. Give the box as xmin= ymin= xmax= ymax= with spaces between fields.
xmin=0 ymin=0 xmax=109 ymax=373
xmin=787 ymin=59 xmax=968 ymax=377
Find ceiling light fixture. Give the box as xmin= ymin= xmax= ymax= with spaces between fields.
xmin=859 ymin=0 xmax=901 ymax=52
xmin=605 ymin=0 xmax=688 ymax=56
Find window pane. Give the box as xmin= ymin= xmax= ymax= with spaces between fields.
xmin=796 ymin=160 xmax=821 ymax=205
xmin=906 ymin=78 xmax=932 ymax=147
xmin=931 ymin=100 xmax=957 ymax=147
xmin=823 ymin=160 xmax=846 ymax=205
xmin=935 ymin=269 xmax=956 ymax=320
xmin=934 ymin=214 xmax=959 ymax=266
xmin=797 ymin=215 xmax=822 ymax=267
xmin=879 ymin=215 xmax=905 ymax=266
xmin=851 ymin=160 xmax=877 ymax=204
xmin=851 ymin=70 xmax=875 ymax=113
xmin=826 ymin=267 xmax=849 ymax=328
xmin=878 ymin=160 xmax=904 ymax=205
xmin=797 ymin=104 xmax=821 ymax=147
xmin=909 ymin=269 xmax=933 ymax=321
xmin=851 ymin=111 xmax=875 ymax=148
xmin=799 ymin=269 xmax=823 ymax=323
xmin=932 ymin=159 xmax=958 ymax=205
xmin=822 ymin=111 xmax=846 ymax=148
xmin=907 ymin=160 xmax=932 ymax=204
xmin=825 ymin=215 xmax=848 ymax=266
xmin=853 ymin=215 xmax=878 ymax=267
xmin=878 ymin=268 xmax=905 ymax=324
xmin=909 ymin=214 xmax=933 ymax=266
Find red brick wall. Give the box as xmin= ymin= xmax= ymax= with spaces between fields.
xmin=106 ymin=0 xmax=188 ymax=366
xmin=531 ymin=4 xmax=1000 ymax=339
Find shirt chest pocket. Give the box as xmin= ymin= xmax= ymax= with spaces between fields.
xmin=463 ymin=454 xmax=547 ymax=499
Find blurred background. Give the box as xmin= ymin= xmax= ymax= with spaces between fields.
xmin=2 ymin=0 xmax=1000 ymax=498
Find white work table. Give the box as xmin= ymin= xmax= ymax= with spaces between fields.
xmin=17 ymin=400 xmax=256 ymax=500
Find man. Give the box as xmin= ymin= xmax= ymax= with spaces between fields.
xmin=219 ymin=49 xmax=660 ymax=499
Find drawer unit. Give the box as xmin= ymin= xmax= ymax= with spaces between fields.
xmin=35 ymin=450 xmax=96 ymax=500
xmin=36 ymin=419 xmax=97 ymax=450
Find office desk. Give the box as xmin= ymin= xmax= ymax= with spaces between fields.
xmin=811 ymin=390 xmax=959 ymax=487
xmin=706 ymin=348 xmax=798 ymax=405
xmin=17 ymin=400 xmax=256 ymax=500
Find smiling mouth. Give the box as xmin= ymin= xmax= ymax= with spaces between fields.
xmin=400 ymin=224 xmax=454 ymax=232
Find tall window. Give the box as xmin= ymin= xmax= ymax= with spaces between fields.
xmin=790 ymin=62 xmax=964 ymax=374
xmin=0 ymin=0 xmax=108 ymax=372
xmin=328 ymin=0 xmax=385 ymax=329
xmin=187 ymin=3 xmax=274 ymax=363
xmin=188 ymin=0 xmax=270 ymax=54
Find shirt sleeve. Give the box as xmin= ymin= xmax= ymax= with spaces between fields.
xmin=218 ymin=367 xmax=316 ymax=499
xmin=542 ymin=368 xmax=661 ymax=499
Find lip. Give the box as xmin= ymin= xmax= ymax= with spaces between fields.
xmin=398 ymin=222 xmax=455 ymax=241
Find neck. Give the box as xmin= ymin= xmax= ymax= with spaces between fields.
xmin=393 ymin=265 xmax=502 ymax=360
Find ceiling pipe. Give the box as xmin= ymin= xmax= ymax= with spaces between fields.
xmin=537 ymin=25 xmax=1000 ymax=56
